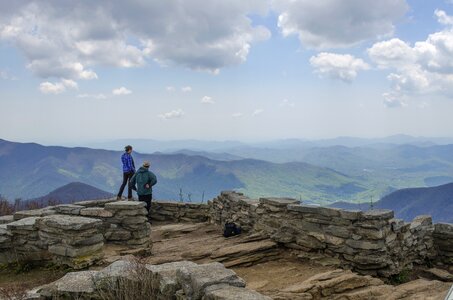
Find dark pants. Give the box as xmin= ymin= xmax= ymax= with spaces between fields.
xmin=138 ymin=194 xmax=152 ymax=214
xmin=117 ymin=171 xmax=134 ymax=199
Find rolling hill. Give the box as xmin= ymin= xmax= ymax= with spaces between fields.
xmin=330 ymin=182 xmax=453 ymax=223
xmin=0 ymin=139 xmax=370 ymax=204
xmin=25 ymin=182 xmax=113 ymax=206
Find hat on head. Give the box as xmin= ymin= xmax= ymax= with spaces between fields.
xmin=143 ymin=161 xmax=150 ymax=168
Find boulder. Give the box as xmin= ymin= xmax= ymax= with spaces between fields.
xmin=176 ymin=262 xmax=246 ymax=299
xmin=146 ymin=261 xmax=198 ymax=299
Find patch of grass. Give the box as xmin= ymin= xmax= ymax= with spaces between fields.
xmin=388 ymin=269 xmax=412 ymax=285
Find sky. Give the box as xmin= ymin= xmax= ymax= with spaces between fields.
xmin=1 ymin=0 xmax=453 ymax=144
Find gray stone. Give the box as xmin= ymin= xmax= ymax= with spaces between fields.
xmin=287 ymin=204 xmax=341 ymax=217
xmin=73 ymin=198 xmax=118 ymax=207
xmin=259 ymin=197 xmax=300 ymax=207
xmin=434 ymin=223 xmax=453 ymax=236
xmin=105 ymin=200 xmax=146 ymax=210
xmin=0 ymin=215 xmax=14 ymax=224
xmin=361 ymin=209 xmax=394 ymax=220
xmin=37 ymin=270 xmax=99 ymax=297
xmin=13 ymin=208 xmax=56 ymax=220
xmin=80 ymin=207 xmax=114 ymax=218
xmin=345 ymin=239 xmax=384 ymax=250
xmin=146 ymin=261 xmax=198 ymax=298
xmin=48 ymin=242 xmax=103 ymax=257
xmin=176 ymin=262 xmax=246 ymax=300
xmin=105 ymin=227 xmax=132 ymax=241
xmin=53 ymin=204 xmax=84 ymax=215
xmin=339 ymin=210 xmax=362 ymax=220
xmin=203 ymin=284 xmax=271 ymax=300
xmin=37 ymin=215 xmax=102 ymax=231
xmin=7 ymin=217 xmax=39 ymax=231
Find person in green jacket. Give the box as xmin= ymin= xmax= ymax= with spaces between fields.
xmin=129 ymin=161 xmax=157 ymax=215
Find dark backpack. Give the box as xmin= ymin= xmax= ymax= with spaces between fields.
xmin=223 ymin=222 xmax=242 ymax=237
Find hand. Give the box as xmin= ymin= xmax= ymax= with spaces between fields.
xmin=145 ymin=184 xmax=150 ymax=189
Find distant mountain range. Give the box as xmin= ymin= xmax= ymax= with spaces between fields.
xmin=82 ymin=135 xmax=453 ymax=154
xmin=330 ymin=182 xmax=453 ymax=223
xmin=2 ymin=136 xmax=453 ymax=208
xmin=0 ymin=139 xmax=368 ymax=203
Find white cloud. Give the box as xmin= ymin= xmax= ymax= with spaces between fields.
xmin=77 ymin=93 xmax=107 ymax=100
xmin=382 ymin=92 xmax=407 ymax=108
xmin=112 ymin=87 xmax=132 ymax=96
xmin=274 ymin=0 xmax=408 ymax=49
xmin=166 ymin=86 xmax=175 ymax=92
xmin=158 ymin=109 xmax=185 ymax=120
xmin=252 ymin=108 xmax=264 ymax=116
xmin=201 ymin=96 xmax=215 ymax=104
xmin=0 ymin=1 xmax=270 ymax=79
xmin=232 ymin=112 xmax=243 ymax=118
xmin=181 ymin=86 xmax=192 ymax=93
xmin=280 ymin=99 xmax=295 ymax=107
xmin=367 ymin=38 xmax=414 ymax=68
xmin=368 ymin=10 xmax=453 ymax=105
xmin=39 ymin=79 xmax=78 ymax=94
xmin=309 ymin=52 xmax=369 ymax=82
xmin=435 ymin=9 xmax=453 ymax=25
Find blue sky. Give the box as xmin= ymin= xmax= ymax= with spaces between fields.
xmin=0 ymin=0 xmax=453 ymax=144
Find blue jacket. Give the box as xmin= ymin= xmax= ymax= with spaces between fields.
xmin=121 ymin=152 xmax=135 ymax=173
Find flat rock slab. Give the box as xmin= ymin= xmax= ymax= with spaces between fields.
xmin=424 ymin=268 xmax=453 ymax=282
xmin=287 ymin=205 xmax=342 ymax=217
xmin=361 ymin=209 xmax=394 ymax=220
xmin=211 ymin=240 xmax=277 ymax=260
xmin=260 ymin=197 xmax=300 ymax=207
xmin=0 ymin=215 xmax=14 ymax=224
xmin=37 ymin=215 xmax=102 ymax=231
xmin=54 ymin=204 xmax=84 ymax=215
xmin=105 ymin=201 xmax=146 ymax=210
xmin=204 ymin=284 xmax=272 ymax=300
xmin=14 ymin=208 xmax=55 ymax=220
xmin=177 ymin=262 xmax=246 ymax=299
xmin=7 ymin=217 xmax=39 ymax=231
xmin=73 ymin=198 xmax=118 ymax=207
xmin=80 ymin=207 xmax=113 ymax=218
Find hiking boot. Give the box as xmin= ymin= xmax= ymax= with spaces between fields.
xmin=116 ymin=196 xmax=122 ymax=200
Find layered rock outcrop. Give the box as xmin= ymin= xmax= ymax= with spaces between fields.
xmin=33 ymin=259 xmax=271 ymax=300
xmin=0 ymin=200 xmax=151 ymax=269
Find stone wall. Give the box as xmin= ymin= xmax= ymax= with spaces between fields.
xmin=433 ymin=223 xmax=453 ymax=264
xmin=207 ymin=191 xmax=450 ymax=277
xmin=0 ymin=200 xmax=151 ymax=269
xmin=150 ymin=201 xmax=210 ymax=223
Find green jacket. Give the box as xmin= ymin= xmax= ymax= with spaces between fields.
xmin=129 ymin=167 xmax=157 ymax=196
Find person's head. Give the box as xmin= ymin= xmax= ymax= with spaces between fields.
xmin=124 ymin=145 xmax=133 ymax=153
xmin=143 ymin=161 xmax=150 ymax=168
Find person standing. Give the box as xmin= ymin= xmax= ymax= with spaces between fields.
xmin=117 ymin=145 xmax=136 ymax=200
xmin=129 ymin=161 xmax=157 ymax=215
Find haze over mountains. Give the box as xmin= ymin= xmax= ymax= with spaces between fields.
xmin=331 ymin=182 xmax=453 ymax=223
xmin=1 ymin=136 xmax=453 ymax=216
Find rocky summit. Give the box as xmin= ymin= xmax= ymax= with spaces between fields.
xmin=0 ymin=192 xmax=452 ymax=299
